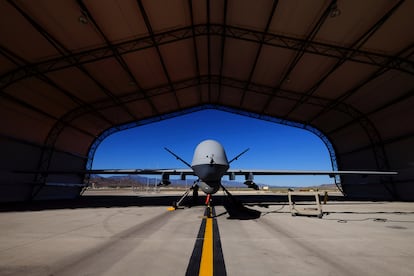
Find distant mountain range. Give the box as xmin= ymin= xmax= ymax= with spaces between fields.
xmin=90 ymin=174 xmax=258 ymax=188
xmin=89 ymin=174 xmax=336 ymax=189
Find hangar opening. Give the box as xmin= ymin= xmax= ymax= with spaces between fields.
xmin=90 ymin=107 xmax=340 ymax=189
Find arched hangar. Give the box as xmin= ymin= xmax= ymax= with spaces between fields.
xmin=0 ymin=0 xmax=413 ymax=202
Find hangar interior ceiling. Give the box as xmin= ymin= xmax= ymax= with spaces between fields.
xmin=0 ymin=0 xmax=413 ymax=201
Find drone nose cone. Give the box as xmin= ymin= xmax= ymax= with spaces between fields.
xmin=192 ymin=140 xmax=229 ymax=167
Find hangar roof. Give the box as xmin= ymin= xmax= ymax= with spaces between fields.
xmin=1 ymin=0 xmax=413 ymax=172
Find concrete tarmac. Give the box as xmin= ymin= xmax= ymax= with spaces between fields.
xmin=0 ymin=192 xmax=413 ymax=275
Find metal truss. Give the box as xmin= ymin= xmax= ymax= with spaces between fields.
xmin=215 ymin=0 xmax=228 ymax=104
xmin=328 ymin=88 xmax=414 ymax=139
xmin=31 ymin=105 xmax=97 ymax=199
xmin=135 ymin=0 xmax=180 ymax=109
xmin=321 ymin=103 xmax=397 ymax=198
xmin=20 ymin=72 xmax=391 ymax=191
xmin=39 ymin=74 xmax=373 ymax=147
xmin=188 ymin=0 xmax=202 ymax=103
xmin=34 ymin=73 xmax=400 ymax=195
xmin=206 ymin=0 xmax=212 ymax=101
xmin=37 ymin=74 xmax=342 ymax=180
xmin=261 ymin=0 xmax=337 ymax=113
xmin=2 ymin=24 xmax=413 ymax=89
xmin=311 ymin=95 xmax=397 ymax=198
xmin=282 ymin=0 xmax=408 ymax=120
xmin=4 ymin=0 xmax=139 ymax=124
xmin=239 ymin=0 xmax=279 ymax=106
xmin=85 ymin=75 xmax=341 ymax=112
xmin=304 ymin=46 xmax=414 ymax=183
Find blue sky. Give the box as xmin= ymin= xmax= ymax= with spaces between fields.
xmin=92 ymin=109 xmax=335 ymax=186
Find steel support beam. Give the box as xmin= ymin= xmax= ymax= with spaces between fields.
xmin=328 ymin=88 xmax=414 ymax=136
xmin=283 ymin=0 xmax=406 ymax=119
xmin=135 ymin=0 xmax=181 ymax=108
xmin=216 ymin=0 xmax=228 ymax=103
xmin=206 ymin=0 xmax=211 ymax=102
xmin=261 ymin=0 xmax=336 ymax=113
xmin=239 ymin=0 xmax=279 ymax=106
xmin=2 ymin=24 xmax=413 ymax=89
xmin=6 ymin=0 xmax=136 ymax=124
xmin=0 ymin=134 xmax=88 ymax=160
xmin=188 ymin=0 xmax=202 ymax=103
xmin=76 ymin=0 xmax=158 ymax=117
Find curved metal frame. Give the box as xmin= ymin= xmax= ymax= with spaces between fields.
xmin=86 ymin=104 xmax=344 ymax=192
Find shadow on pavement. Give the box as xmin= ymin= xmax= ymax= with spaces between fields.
xmin=0 ymin=193 xmax=371 ymax=212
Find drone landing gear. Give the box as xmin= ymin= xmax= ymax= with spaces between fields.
xmin=169 ymin=182 xmax=198 ymax=210
xmin=220 ymin=184 xmax=242 ymax=207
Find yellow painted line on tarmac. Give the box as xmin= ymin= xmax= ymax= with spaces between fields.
xmin=186 ymin=206 xmax=226 ymax=275
xmin=199 ymin=217 xmax=213 ymax=276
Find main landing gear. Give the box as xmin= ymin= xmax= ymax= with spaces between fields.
xmin=169 ymin=182 xmax=199 ymax=210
